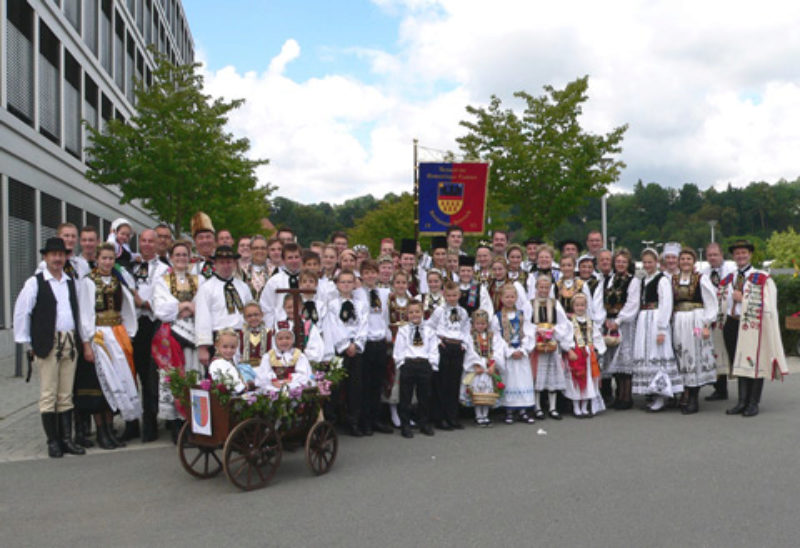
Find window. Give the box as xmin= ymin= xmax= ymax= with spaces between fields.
xmin=67 ymin=203 xmax=83 ymax=226
xmin=144 ymin=0 xmax=151 ymax=44
xmin=9 ymin=180 xmax=36 ymax=309
xmin=84 ymin=0 xmax=98 ymax=55
xmin=64 ymin=50 xmax=82 ymax=158
xmin=126 ymin=34 xmax=134 ymax=104
xmin=84 ymin=74 xmax=99 ymax=132
xmin=40 ymin=192 xmax=62 ymax=246
xmin=6 ymin=0 xmax=35 ymax=125
xmin=100 ymin=0 xmax=112 ymax=75
xmin=114 ymin=12 xmax=125 ymax=91
xmin=136 ymin=50 xmax=143 ymax=92
xmin=103 ymin=219 xmax=111 ymax=241
xmin=86 ymin=212 xmax=100 ymax=235
xmin=39 ymin=21 xmax=61 ymax=144
xmin=100 ymin=93 xmax=112 ymax=133
xmin=64 ymin=0 xmax=81 ymax=33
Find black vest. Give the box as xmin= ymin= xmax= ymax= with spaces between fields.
xmin=641 ymin=273 xmax=664 ymax=307
xmin=30 ymin=272 xmax=81 ymax=358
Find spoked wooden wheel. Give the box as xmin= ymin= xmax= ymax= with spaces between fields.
xmin=305 ymin=420 xmax=338 ymax=475
xmin=223 ymin=418 xmax=282 ymax=491
xmin=177 ymin=422 xmax=223 ymax=478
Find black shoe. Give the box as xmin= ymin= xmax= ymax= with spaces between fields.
xmin=58 ymin=411 xmax=86 ymax=455
xmin=421 ymin=424 xmax=435 ymax=436
xmin=41 ymin=413 xmax=63 ymax=458
xmin=436 ymin=421 xmax=453 ymax=431
xmin=401 ymin=426 xmax=414 ymax=438
xmin=348 ymin=424 xmax=363 ymax=437
xmin=448 ymin=420 xmax=464 ymax=430
xmin=706 ymin=376 xmax=728 ymax=401
xmin=614 ymin=400 xmax=633 ymax=410
xmin=549 ymin=410 xmax=562 ymax=420
xmin=107 ymin=422 xmax=127 ymax=448
xmin=74 ymin=411 xmax=95 ymax=448
xmin=726 ymin=378 xmax=750 ymax=415
xmin=372 ymin=422 xmax=393 ymax=434
xmin=96 ymin=423 xmax=117 ymax=450
xmin=168 ymin=419 xmax=184 ymax=445
xmin=705 ymin=391 xmax=727 ymax=401
xmin=141 ymin=413 xmax=159 ymax=443
xmin=361 ymin=425 xmax=374 ymax=436
xmin=119 ymin=420 xmax=140 ymax=442
xmin=743 ymin=379 xmax=763 ymax=417
xmin=534 ymin=408 xmax=545 ymax=420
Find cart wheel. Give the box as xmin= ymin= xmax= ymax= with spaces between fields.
xmin=305 ymin=420 xmax=338 ymax=476
xmin=223 ymin=418 xmax=282 ymax=491
xmin=177 ymin=421 xmax=223 ymax=479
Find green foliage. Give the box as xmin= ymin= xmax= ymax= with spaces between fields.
xmin=766 ymin=227 xmax=800 ymax=268
xmin=773 ymin=275 xmax=800 ymax=355
xmin=347 ymin=193 xmax=415 ymax=254
xmin=269 ymin=194 xmax=383 ymax=245
xmin=456 ymin=76 xmax=627 ymax=235
xmin=85 ymin=48 xmax=273 ymax=237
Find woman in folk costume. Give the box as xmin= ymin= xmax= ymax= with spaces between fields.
xmin=151 ymin=240 xmax=200 ymax=441
xmin=724 ymin=240 xmax=788 ymax=417
xmin=564 ymin=293 xmax=606 ymax=417
xmin=491 ymin=284 xmax=537 ymax=424
xmin=383 ymin=270 xmax=413 ymax=427
xmin=529 ymin=275 xmax=574 ymax=420
xmin=107 ymin=218 xmax=137 ymax=274
xmin=79 ymin=243 xmax=141 ymax=449
xmin=525 ymin=244 xmax=560 ymax=300
xmin=421 ymin=268 xmax=446 ymax=320
xmin=506 ymin=244 xmax=529 ymax=288
xmin=240 ymin=234 xmax=271 ymax=300
xmin=601 ymin=248 xmax=640 ymax=410
xmin=486 ymin=256 xmax=528 ymax=313
xmin=632 ymin=248 xmax=683 ymax=412
xmin=462 ymin=309 xmax=504 ymax=426
xmin=672 ymin=248 xmax=718 ymax=415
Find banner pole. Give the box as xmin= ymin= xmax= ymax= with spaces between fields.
xmin=413 ymin=138 xmax=419 ymax=243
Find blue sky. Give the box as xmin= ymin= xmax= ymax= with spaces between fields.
xmin=184 ymin=0 xmax=400 ymax=83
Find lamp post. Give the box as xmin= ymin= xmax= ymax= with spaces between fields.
xmin=609 ymin=236 xmax=616 ymax=253
xmin=708 ymin=220 xmax=718 ymax=243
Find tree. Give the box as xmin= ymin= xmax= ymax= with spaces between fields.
xmin=456 ymin=76 xmax=627 ymax=236
xmin=348 ymin=193 xmax=415 ymax=255
xmin=767 ymin=227 xmax=800 ymax=268
xmin=85 ymin=49 xmax=272 ymax=237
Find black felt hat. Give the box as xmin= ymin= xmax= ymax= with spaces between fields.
xmin=211 ymin=245 xmax=241 ymax=260
xmin=524 ymin=237 xmax=543 ymax=246
xmin=431 ymin=236 xmax=448 ymax=251
xmin=728 ymin=239 xmax=755 ymax=254
xmin=458 ymin=255 xmax=475 ymax=267
xmin=558 ymin=239 xmax=582 ymax=253
xmin=400 ymin=238 xmax=417 ymax=255
xmin=40 ymin=237 xmax=68 ymax=254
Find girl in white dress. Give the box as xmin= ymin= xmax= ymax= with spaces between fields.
xmin=672 ymin=248 xmax=718 ymax=414
xmin=462 ymin=310 xmax=503 ymax=427
xmin=491 ymin=284 xmax=536 ymax=424
xmin=632 ymin=248 xmax=683 ymax=412
xmin=564 ymin=294 xmax=606 ymax=417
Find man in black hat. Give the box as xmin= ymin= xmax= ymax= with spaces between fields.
xmin=399 ymin=238 xmax=421 ymax=296
xmin=558 ymin=239 xmax=582 ymax=259
xmin=523 ymin=238 xmax=543 ymax=273
xmin=420 ymin=236 xmax=449 ymax=293
xmin=195 ymin=246 xmax=251 ymax=368
xmin=13 ymin=238 xmax=85 ymax=458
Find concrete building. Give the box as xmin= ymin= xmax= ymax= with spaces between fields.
xmin=1 ymin=0 xmax=193 ymax=373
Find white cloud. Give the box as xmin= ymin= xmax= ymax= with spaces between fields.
xmin=200 ymin=0 xmax=800 ymax=204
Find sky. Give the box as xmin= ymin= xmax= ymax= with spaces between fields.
xmin=183 ymin=0 xmax=800 ymax=204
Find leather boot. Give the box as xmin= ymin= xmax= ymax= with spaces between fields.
xmin=74 ymin=410 xmax=95 ymax=448
xmin=119 ymin=419 xmax=140 ymax=442
xmin=743 ymin=378 xmax=764 ymax=417
xmin=600 ymin=378 xmax=613 ymax=405
xmin=706 ymin=375 xmax=728 ymax=400
xmin=726 ymin=378 xmax=750 ymax=415
xmin=96 ymin=415 xmax=117 ymax=450
xmin=41 ymin=413 xmax=63 ymax=458
xmin=58 ymin=411 xmax=86 ymax=455
xmin=169 ymin=419 xmax=184 ymax=445
xmin=682 ymin=387 xmax=699 ymax=415
xmin=141 ymin=412 xmax=159 ymax=443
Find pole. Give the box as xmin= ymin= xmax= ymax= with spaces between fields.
xmin=413 ymin=138 xmax=419 ymax=244
xmin=601 ymin=194 xmax=608 ymax=249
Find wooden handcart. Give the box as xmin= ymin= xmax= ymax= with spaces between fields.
xmin=176 ymin=389 xmax=338 ymax=491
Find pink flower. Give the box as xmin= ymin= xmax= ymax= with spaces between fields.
xmin=268 ymin=391 xmax=279 ymax=401
xmin=245 ymin=393 xmax=257 ymax=406
xmin=318 ymin=380 xmax=332 ymax=396
xmin=216 ymin=383 xmax=227 ymax=393
xmin=199 ymin=379 xmax=212 ymax=391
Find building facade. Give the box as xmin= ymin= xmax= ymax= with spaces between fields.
xmin=1 ymin=0 xmax=193 ymax=372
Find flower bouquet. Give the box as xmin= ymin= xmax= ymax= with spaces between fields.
xmin=535 ymin=328 xmax=558 ymax=353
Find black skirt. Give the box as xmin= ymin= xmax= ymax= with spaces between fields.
xmin=73 ymin=354 xmax=110 ymax=413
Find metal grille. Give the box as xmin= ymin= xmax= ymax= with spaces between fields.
xmin=38 ymin=23 xmax=61 ymax=143
xmin=84 ymin=0 xmax=98 ymax=55
xmin=64 ymin=0 xmax=81 ymax=33
xmin=101 ymin=0 xmax=112 ymax=74
xmin=6 ymin=11 xmax=35 ymax=124
xmin=9 ymin=180 xmax=36 ymax=312
xmin=64 ymin=51 xmax=81 ymax=157
xmin=67 ymin=203 xmax=83 ymax=226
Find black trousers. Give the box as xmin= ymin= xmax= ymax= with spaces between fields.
xmin=399 ymin=359 xmax=432 ymax=426
xmin=343 ymin=352 xmax=364 ymax=427
xmin=133 ymin=317 xmax=159 ymax=419
xmin=723 ymin=317 xmax=740 ymax=369
xmin=361 ymin=340 xmax=387 ymax=427
xmin=435 ymin=342 xmax=465 ymax=424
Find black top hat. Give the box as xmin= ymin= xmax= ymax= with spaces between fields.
xmin=524 ymin=237 xmax=543 ymax=246
xmin=40 ymin=237 xmax=68 ymax=254
xmin=558 ymin=239 xmax=582 ymax=253
xmin=728 ymin=239 xmax=755 ymax=254
xmin=400 ymin=238 xmax=417 ymax=255
xmin=458 ymin=255 xmax=476 ymax=268
xmin=211 ymin=245 xmax=241 ymax=260
xmin=431 ymin=236 xmax=448 ymax=251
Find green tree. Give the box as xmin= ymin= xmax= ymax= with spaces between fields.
xmin=85 ymin=49 xmax=272 ymax=237
xmin=348 ymin=193 xmax=415 ymax=255
xmin=767 ymin=227 xmax=800 ymax=268
xmin=456 ymin=76 xmax=627 ymax=235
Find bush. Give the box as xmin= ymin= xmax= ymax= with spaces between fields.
xmin=774 ymin=274 xmax=800 ymax=355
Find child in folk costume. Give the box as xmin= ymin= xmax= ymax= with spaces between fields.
xmin=457 ymin=256 xmax=493 ymax=317
xmin=393 ymin=300 xmax=439 ymax=438
xmin=462 ymin=310 xmax=503 ymax=426
xmin=672 ymin=248 xmax=718 ymax=414
xmin=506 ymin=244 xmax=529 ymax=288
xmin=530 ymin=276 xmax=574 ymax=420
xmin=632 ymin=248 xmax=683 ymax=412
xmin=383 ymin=270 xmax=413 ymax=427
xmin=486 ymin=257 xmax=528 ymax=313
xmin=209 ymin=329 xmax=252 ymax=394
xmin=525 ymin=244 xmax=560 ymax=300
xmin=491 ymin=284 xmax=537 ymax=424
xmin=255 ymin=326 xmax=313 ymax=394
xmin=564 ymin=293 xmax=606 ymax=418
xmin=279 ymin=295 xmax=326 ymax=364
xmin=554 ymin=255 xmax=590 ymax=318
xmin=239 ymin=302 xmax=273 ymax=370
xmin=475 ymin=243 xmax=493 ymax=287
xmin=421 ymin=269 xmax=446 ymax=320
xmin=577 ymin=254 xmax=606 ymax=325
xmin=398 ymin=238 xmax=422 ymax=297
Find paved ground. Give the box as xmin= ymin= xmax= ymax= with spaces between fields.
xmin=1 ymin=360 xmax=798 ymax=547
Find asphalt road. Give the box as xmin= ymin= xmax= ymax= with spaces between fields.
xmin=2 ymin=378 xmax=799 ymax=548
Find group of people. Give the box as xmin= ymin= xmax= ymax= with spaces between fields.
xmin=13 ymin=212 xmax=788 ymax=457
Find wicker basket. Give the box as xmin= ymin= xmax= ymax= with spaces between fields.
xmin=785 ymin=315 xmax=800 ymax=331
xmin=535 ymin=341 xmax=557 ymax=353
xmin=471 ymin=392 xmax=500 ymax=406
xmin=604 ymin=334 xmax=621 ymax=347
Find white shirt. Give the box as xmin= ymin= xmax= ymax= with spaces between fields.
xmin=259 ymin=268 xmax=301 ymax=328
xmin=458 ymin=281 xmax=494 ymax=316
xmin=725 ymin=264 xmax=754 ymax=317
xmin=194 ymin=275 xmax=251 ymax=346
xmin=427 ymin=304 xmax=471 ymax=348
xmin=131 ymin=256 xmax=169 ymax=321
xmin=209 ymin=357 xmax=246 ymax=394
xmin=392 ymin=322 xmax=440 ymax=370
xmin=324 ymin=296 xmax=369 ymax=354
xmin=13 ymin=269 xmax=76 ymax=343
xmin=355 ymin=286 xmax=391 ymax=342
xmin=640 ymin=273 xmax=673 ymax=334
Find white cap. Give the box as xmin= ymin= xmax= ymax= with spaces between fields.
xmin=662 ymin=242 xmax=681 ymax=258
